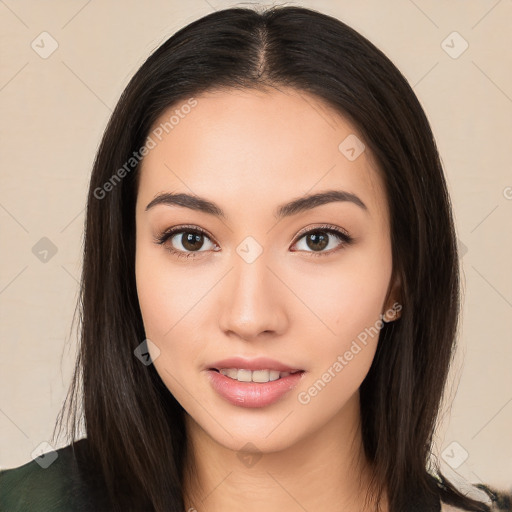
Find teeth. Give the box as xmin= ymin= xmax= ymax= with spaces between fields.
xmin=218 ymin=368 xmax=295 ymax=383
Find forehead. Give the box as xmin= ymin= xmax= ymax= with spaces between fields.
xmin=137 ymin=87 xmax=387 ymax=221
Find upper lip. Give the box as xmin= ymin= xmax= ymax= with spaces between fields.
xmin=207 ymin=357 xmax=304 ymax=373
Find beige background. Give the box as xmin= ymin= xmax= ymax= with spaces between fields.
xmin=0 ymin=0 xmax=511 ymax=493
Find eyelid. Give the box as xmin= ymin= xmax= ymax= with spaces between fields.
xmin=292 ymin=223 xmax=351 ymax=242
xmin=154 ymin=224 xmax=215 ymax=242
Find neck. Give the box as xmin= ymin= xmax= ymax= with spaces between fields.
xmin=182 ymin=393 xmax=388 ymax=512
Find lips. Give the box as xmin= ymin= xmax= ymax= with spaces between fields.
xmin=206 ymin=356 xmax=303 ymax=373
xmin=206 ymin=368 xmax=306 ymax=408
xmin=204 ymin=356 xmax=306 ymax=407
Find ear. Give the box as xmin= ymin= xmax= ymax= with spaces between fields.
xmin=382 ymin=271 xmax=402 ymax=323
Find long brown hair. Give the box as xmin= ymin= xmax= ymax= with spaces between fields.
xmin=53 ymin=5 xmax=493 ymax=511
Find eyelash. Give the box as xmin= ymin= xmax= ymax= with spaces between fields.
xmin=153 ymin=225 xmax=217 ymax=261
xmin=153 ymin=223 xmax=354 ymax=260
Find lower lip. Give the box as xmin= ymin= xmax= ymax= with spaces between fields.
xmin=206 ymin=370 xmax=305 ymax=408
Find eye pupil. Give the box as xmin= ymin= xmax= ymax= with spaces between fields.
xmin=182 ymin=232 xmax=204 ymax=251
xmin=306 ymin=232 xmax=329 ymax=251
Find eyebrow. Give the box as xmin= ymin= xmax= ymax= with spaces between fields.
xmin=145 ymin=189 xmax=368 ymax=219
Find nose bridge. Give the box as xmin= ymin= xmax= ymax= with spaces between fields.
xmin=218 ymin=248 xmax=285 ymax=339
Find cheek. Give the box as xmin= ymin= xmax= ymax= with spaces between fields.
xmin=135 ymin=243 xmax=197 ymax=370
xmin=135 ymin=257 xmax=198 ymax=405
xmin=135 ymin=240 xmax=205 ymax=338
xmin=294 ymin=268 xmax=389 ymax=417
xmin=135 ymin=257 xmax=176 ymax=341
xmin=292 ymin=252 xmax=391 ymax=345
xmin=288 ymin=245 xmax=392 ymax=401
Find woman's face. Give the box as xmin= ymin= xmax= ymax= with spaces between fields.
xmin=135 ymin=87 xmax=398 ymax=453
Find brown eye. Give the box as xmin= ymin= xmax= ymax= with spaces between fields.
xmin=291 ymin=225 xmax=353 ymax=256
xmin=304 ymin=232 xmax=329 ymax=251
xmin=177 ymin=231 xmax=207 ymax=251
xmin=154 ymin=225 xmax=217 ymax=259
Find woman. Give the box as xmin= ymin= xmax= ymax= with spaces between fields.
xmin=0 ymin=5 xmax=509 ymax=512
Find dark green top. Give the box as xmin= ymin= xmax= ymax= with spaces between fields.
xmin=0 ymin=439 xmax=113 ymax=511
xmin=1 ymin=438 xmax=509 ymax=511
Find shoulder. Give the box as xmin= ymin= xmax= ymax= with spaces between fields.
xmin=440 ymin=483 xmax=512 ymax=512
xmin=440 ymin=504 xmax=472 ymax=512
xmin=0 ymin=438 xmax=112 ymax=512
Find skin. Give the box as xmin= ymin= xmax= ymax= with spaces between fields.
xmin=135 ymin=86 xmax=400 ymax=512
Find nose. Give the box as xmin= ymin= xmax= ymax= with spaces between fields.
xmin=218 ymin=254 xmax=288 ymax=342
